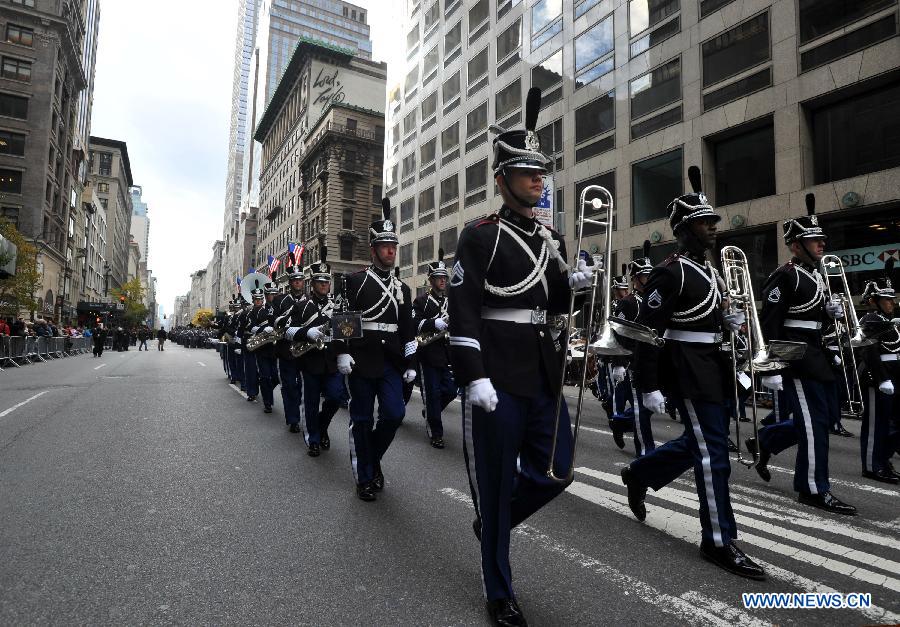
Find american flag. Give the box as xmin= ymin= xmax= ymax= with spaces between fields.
xmin=286 ymin=243 xmax=305 ymax=267
xmin=268 ymin=255 xmax=280 ymax=274
xmin=236 ymin=276 xmax=241 ymax=286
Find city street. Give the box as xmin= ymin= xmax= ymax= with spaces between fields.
xmin=1 ymin=345 xmax=898 ymax=626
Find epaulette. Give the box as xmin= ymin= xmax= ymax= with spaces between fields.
xmin=661 ymin=253 xmax=680 ymax=266
xmin=475 ymin=214 xmax=500 ymax=228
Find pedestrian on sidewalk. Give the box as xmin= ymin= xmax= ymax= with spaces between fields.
xmin=156 ymin=327 xmax=167 ymax=351
xmin=92 ymin=325 xmax=107 ymax=357
xmin=138 ymin=326 xmax=149 ymax=351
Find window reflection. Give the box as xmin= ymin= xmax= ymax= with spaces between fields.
xmin=532 ymin=0 xmax=563 ymax=34
xmin=575 ymin=14 xmax=613 ymax=71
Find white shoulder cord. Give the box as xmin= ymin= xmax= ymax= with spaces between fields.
xmin=485 ymin=222 xmax=550 ymax=297
xmin=788 ymin=265 xmax=824 ymax=314
xmin=671 ymin=259 xmax=720 ymax=323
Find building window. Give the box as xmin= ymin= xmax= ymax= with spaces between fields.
xmin=424 ymin=1 xmax=440 ymax=30
xmin=9 ymin=0 xmax=36 ymax=6
xmin=532 ymin=0 xmax=563 ymax=35
xmin=6 ymin=24 xmax=34 ymax=47
xmin=0 ymin=169 xmax=22 ymax=194
xmin=343 ymin=180 xmax=355 ymax=199
xmin=469 ymin=0 xmax=489 ymax=32
xmin=440 ymin=227 xmax=459 ymax=256
xmin=340 ymin=238 xmax=354 ymax=261
xmin=403 ymin=110 xmax=418 ymax=136
xmin=709 ymin=118 xmax=775 ymax=206
xmin=421 ymin=91 xmax=438 ymax=120
xmin=421 ymin=137 xmax=437 ymax=165
xmin=98 ymin=153 xmax=112 ymax=176
xmin=702 ymin=12 xmax=770 ymax=88
xmin=97 ymin=182 xmax=109 ymax=193
xmin=402 ymin=153 xmax=417 ymax=181
xmin=386 ymin=163 xmax=398 ymax=188
xmin=442 ymin=121 xmax=460 ymax=153
xmin=391 ymin=123 xmax=400 ymax=147
xmin=575 ymin=14 xmax=613 ymax=72
xmin=632 ymin=147 xmax=683 ymax=225
xmin=1 ymin=206 xmax=19 ymax=228
xmin=440 ymin=174 xmax=459 ymax=204
xmin=0 ymin=93 xmax=27 ymax=119
xmin=407 ymin=25 xmax=420 ymax=52
xmin=630 ymin=57 xmax=681 ymax=119
xmin=629 ymin=0 xmax=680 ymax=57
xmin=799 ymin=0 xmax=894 ymax=44
xmin=575 ymin=170 xmax=616 ymax=235
xmin=372 ymin=184 xmax=382 ymax=204
xmin=537 ymin=118 xmax=563 ymax=158
xmin=423 ymin=46 xmax=439 ymax=78
xmin=401 ymin=198 xmax=415 ymax=223
xmin=466 ymin=158 xmax=489 ymax=192
xmin=532 ymin=48 xmax=563 ymax=93
xmin=342 ymin=208 xmax=354 ymax=229
xmin=468 ymin=47 xmax=488 ymax=85
xmin=445 ymin=21 xmax=462 ymax=53
xmin=575 ymin=91 xmax=615 ymax=143
xmin=495 ymin=79 xmax=521 ymax=119
xmin=466 ymin=101 xmax=488 ymax=137
xmin=419 ymin=187 xmax=436 ymax=216
xmin=405 ymin=67 xmax=419 ymax=97
xmin=1 ymin=57 xmax=31 ymax=82
xmin=0 ymin=130 xmax=25 ymax=156
xmin=346 ymin=118 xmax=357 ymax=131
xmin=400 ymin=242 xmax=413 ymax=267
xmin=714 ymin=228 xmax=777 ymax=295
xmin=497 ymin=17 xmax=521 ymax=61
xmin=442 ymin=72 xmax=460 ymax=104
xmin=812 ymin=81 xmax=900 ymax=184
xmin=417 ymin=235 xmax=434 ymax=271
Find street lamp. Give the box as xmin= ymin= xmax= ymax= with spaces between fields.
xmin=103 ymin=262 xmax=110 ymax=296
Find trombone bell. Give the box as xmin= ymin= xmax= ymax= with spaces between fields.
xmin=587 ymin=326 xmax=631 ymax=356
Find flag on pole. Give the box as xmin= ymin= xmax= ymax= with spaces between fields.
xmin=236 ymin=276 xmax=242 ymax=286
xmin=268 ymin=255 xmax=280 ymax=275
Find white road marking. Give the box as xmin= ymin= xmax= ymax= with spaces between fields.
xmin=228 ymin=383 xmax=244 ymax=396
xmin=197 ymin=362 xmax=206 ymax=367
xmin=439 ymin=488 xmax=764 ymax=627
xmin=577 ymin=467 xmax=900 ymax=578
xmin=93 ymin=363 xmax=107 ymax=371
xmin=0 ymin=391 xmax=49 ymax=418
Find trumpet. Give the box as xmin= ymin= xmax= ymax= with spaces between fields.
xmin=720 ymin=245 xmax=805 ymax=466
xmin=820 ymin=254 xmax=869 ymax=418
xmin=289 ymin=323 xmax=330 ymax=357
xmin=246 ymin=326 xmax=285 ymax=352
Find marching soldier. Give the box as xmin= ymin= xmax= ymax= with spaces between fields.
xmin=336 ymin=200 xmax=416 ymax=502
xmin=247 ymin=283 xmax=279 ymax=413
xmin=622 ymin=166 xmax=765 ymax=581
xmin=289 ymin=243 xmax=344 ymax=456
xmin=609 ymin=244 xmax=656 ymax=457
xmin=748 ymin=194 xmax=857 ymax=515
xmin=859 ymin=259 xmax=900 ymax=483
xmin=274 ymin=257 xmax=308 ymax=434
xmin=449 ymin=88 xmax=594 ymax=625
xmin=241 ymin=285 xmax=266 ymax=404
xmin=412 ymin=248 xmax=457 ymax=449
xmin=229 ymin=297 xmax=247 ymax=390
xmin=607 ymin=267 xmax=634 ymax=448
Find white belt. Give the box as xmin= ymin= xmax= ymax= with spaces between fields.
xmin=880 ymin=353 xmax=899 ymax=362
xmin=481 ymin=307 xmax=547 ymax=324
xmin=362 ymin=321 xmax=398 ymax=332
xmin=663 ymin=329 xmax=722 ymax=344
xmin=784 ymin=319 xmax=822 ymax=330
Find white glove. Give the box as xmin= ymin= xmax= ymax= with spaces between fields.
xmin=825 ymin=297 xmax=845 ymax=320
xmin=611 ymin=366 xmax=626 ymax=386
xmin=434 ymin=318 xmax=448 ymax=332
xmin=723 ymin=311 xmax=745 ymax=333
xmin=761 ymin=375 xmax=783 ymax=391
xmin=263 ymin=326 xmax=273 ymax=334
xmin=833 ymin=354 xmax=842 ymax=366
xmin=234 ymin=348 xmax=242 ymax=355
xmin=337 ymin=353 xmax=355 ymax=375
xmin=403 ymin=368 xmax=417 ymax=383
xmin=307 ymin=327 xmax=325 ymax=341
xmin=642 ymin=390 xmax=667 ymax=415
xmin=568 ymin=258 xmax=594 ymax=289
xmin=466 ymin=378 xmax=499 ymax=412
xmin=234 ymin=337 xmax=241 ymax=344
xmin=879 ymin=380 xmax=894 ymax=395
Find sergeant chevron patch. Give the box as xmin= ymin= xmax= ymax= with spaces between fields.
xmin=450 ymin=261 xmax=464 ymax=286
xmin=768 ymin=287 xmax=781 ymax=303
xmin=647 ymin=289 xmax=662 ymax=309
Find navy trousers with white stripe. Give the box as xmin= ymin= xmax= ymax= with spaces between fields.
xmin=301 ymin=371 xmax=344 ymax=445
xmin=757 ymin=375 xmax=832 ymax=495
xmin=256 ymin=353 xmax=276 ymax=408
xmin=628 ymin=369 xmax=655 ymax=457
xmin=228 ymin=345 xmax=243 ymax=385
xmin=861 ymin=385 xmax=897 ymax=473
xmin=243 ymin=351 xmax=259 ymax=398
xmin=629 ymin=397 xmax=736 ymax=548
xmin=463 ymin=380 xmax=572 ymax=601
xmin=278 ymin=357 xmax=303 ymax=426
xmin=348 ymin=365 xmax=405 ymax=485
xmin=419 ymin=364 xmax=457 ymax=438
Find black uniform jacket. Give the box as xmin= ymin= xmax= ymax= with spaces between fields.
xmin=759 ymin=259 xmax=833 ymax=382
xmin=611 ymin=294 xmax=640 ymax=370
xmin=339 ymin=265 xmax=414 ymax=379
xmin=294 ymin=293 xmax=339 ymax=375
xmin=860 ymin=310 xmax=900 ymax=386
xmin=232 ymin=308 xmax=249 ymax=345
xmin=248 ymin=302 xmax=276 ymax=357
xmin=412 ymin=290 xmax=450 ymax=369
xmin=633 ymin=252 xmax=729 ymax=403
xmin=273 ymin=291 xmax=305 ymax=360
xmin=448 ymin=206 xmax=572 ymax=398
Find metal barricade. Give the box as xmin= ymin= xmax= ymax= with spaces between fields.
xmin=24 ymin=336 xmax=39 ymax=362
xmin=8 ymin=335 xmax=25 ymax=366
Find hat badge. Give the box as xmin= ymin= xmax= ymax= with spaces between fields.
xmin=525 ymin=130 xmax=540 ymax=151
xmin=383 ymin=219 xmax=394 ymax=232
xmin=698 ymin=192 xmax=708 ymax=205
xmin=809 ymin=215 xmax=818 ymax=226
xmin=437 ymin=261 xmax=445 ymax=269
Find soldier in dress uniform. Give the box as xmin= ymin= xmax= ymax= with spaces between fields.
xmin=274 ymin=259 xmax=308 ymax=434
xmin=241 ymin=285 xmax=266 ymax=404
xmin=607 ymin=266 xmax=635 ymax=449
xmin=289 ymin=243 xmax=344 ymax=456
xmin=858 ymin=259 xmax=900 ymax=483
xmin=609 ymin=244 xmax=656 ymax=457
xmin=621 ymin=166 xmax=765 ymax=581
xmin=247 ymin=282 xmax=279 ymax=413
xmin=336 ymin=200 xmax=416 ymax=502
xmin=747 ymin=194 xmax=857 ymax=515
xmin=412 ymin=248 xmax=457 ymax=449
xmin=230 ymin=297 xmax=248 ymax=390
xmin=449 ymin=88 xmax=594 ymax=625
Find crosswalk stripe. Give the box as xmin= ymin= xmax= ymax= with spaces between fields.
xmin=439 ymin=488 xmax=765 ymax=627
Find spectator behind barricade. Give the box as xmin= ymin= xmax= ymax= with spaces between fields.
xmin=0 ymin=318 xmax=9 ymax=336
xmin=83 ymin=326 xmax=92 ymax=338
xmin=10 ymin=317 xmax=24 ymax=336
xmin=35 ymin=319 xmax=51 ymax=337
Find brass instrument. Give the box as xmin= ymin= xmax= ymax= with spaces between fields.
xmin=720 ymin=245 xmax=806 ymax=466
xmin=246 ymin=326 xmax=284 ymax=352
xmin=820 ymin=254 xmax=869 ymax=418
xmin=289 ymin=323 xmax=330 ymax=357
xmin=417 ymin=329 xmax=448 ymax=346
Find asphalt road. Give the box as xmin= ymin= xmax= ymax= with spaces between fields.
xmin=1 ymin=344 xmax=898 ymax=626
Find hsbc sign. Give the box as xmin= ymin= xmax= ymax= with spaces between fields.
xmin=828 ymin=244 xmax=899 ymax=273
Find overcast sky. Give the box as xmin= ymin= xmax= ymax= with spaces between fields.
xmin=90 ymin=0 xmax=404 ymax=318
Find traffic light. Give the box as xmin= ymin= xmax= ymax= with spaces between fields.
xmin=119 ymin=295 xmax=126 ymax=304
xmin=96 ymin=317 xmax=101 ymax=323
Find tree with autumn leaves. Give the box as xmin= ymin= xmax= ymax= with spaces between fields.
xmin=110 ymin=277 xmax=150 ymax=327
xmin=0 ymin=217 xmax=41 ymax=318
